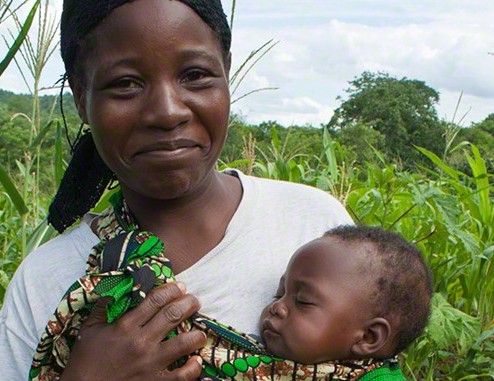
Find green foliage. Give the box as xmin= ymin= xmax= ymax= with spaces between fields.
xmin=0 ymin=0 xmax=40 ymax=219
xmin=221 ymin=116 xmax=324 ymax=172
xmin=328 ymin=71 xmax=446 ymax=168
xmin=328 ymin=121 xmax=385 ymax=165
xmin=452 ymin=114 xmax=494 ymax=174
xmin=0 ymin=0 xmax=68 ymax=269
xmin=0 ymin=162 xmax=28 ymax=215
xmin=249 ymin=133 xmax=493 ymax=379
xmin=427 ymin=293 xmax=481 ymax=355
xmin=0 ymin=90 xmax=79 ymax=192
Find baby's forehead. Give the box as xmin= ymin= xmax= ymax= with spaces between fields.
xmin=286 ymin=237 xmax=381 ymax=286
xmin=297 ymin=236 xmax=378 ymax=266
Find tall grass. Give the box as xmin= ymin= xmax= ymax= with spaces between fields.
xmin=248 ymin=131 xmax=494 ymax=380
xmin=0 ymin=0 xmax=59 ymax=301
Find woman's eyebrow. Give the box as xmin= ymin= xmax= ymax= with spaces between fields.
xmin=179 ymin=48 xmax=222 ymax=64
xmin=94 ymin=57 xmax=141 ymax=73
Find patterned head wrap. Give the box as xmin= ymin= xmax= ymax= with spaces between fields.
xmin=60 ymin=0 xmax=231 ymax=75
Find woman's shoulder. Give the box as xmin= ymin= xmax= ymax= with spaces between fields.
xmin=2 ymin=218 xmax=99 ymax=326
xmin=237 ymin=171 xmax=348 ymax=206
xmin=230 ymin=170 xmax=354 ymax=225
xmin=1 ymin=217 xmax=100 ymax=355
xmin=231 ymin=169 xmax=332 ymax=196
xmin=23 ymin=216 xmax=99 ymax=269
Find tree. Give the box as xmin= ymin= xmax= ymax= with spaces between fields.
xmin=330 ymin=121 xmax=385 ymax=165
xmin=452 ymin=114 xmax=494 ymax=173
xmin=327 ymin=72 xmax=445 ymax=167
xmin=471 ymin=113 xmax=494 ymax=135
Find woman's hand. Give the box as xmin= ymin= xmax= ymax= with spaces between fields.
xmin=60 ymin=282 xmax=207 ymax=381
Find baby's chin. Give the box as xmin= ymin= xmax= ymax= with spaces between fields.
xmin=263 ymin=338 xmax=331 ymax=364
xmin=262 ymin=335 xmax=299 ymax=362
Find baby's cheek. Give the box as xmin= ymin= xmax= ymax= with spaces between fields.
xmin=259 ymin=305 xmax=270 ymax=327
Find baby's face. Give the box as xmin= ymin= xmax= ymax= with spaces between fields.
xmin=259 ymin=237 xmax=375 ymax=364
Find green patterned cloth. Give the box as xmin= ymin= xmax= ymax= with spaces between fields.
xmin=29 ymin=191 xmax=405 ymax=381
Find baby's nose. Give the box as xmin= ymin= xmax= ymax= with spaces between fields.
xmin=269 ymin=300 xmax=288 ymax=318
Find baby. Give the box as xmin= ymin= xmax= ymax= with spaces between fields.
xmin=198 ymin=225 xmax=432 ymax=379
xmin=31 ymin=224 xmax=432 ymax=380
xmin=259 ymin=225 xmax=433 ymax=364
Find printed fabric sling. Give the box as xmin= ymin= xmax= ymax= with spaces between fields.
xmin=29 ymin=191 xmax=405 ymax=381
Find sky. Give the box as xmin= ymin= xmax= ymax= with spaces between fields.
xmin=1 ymin=0 xmax=493 ymax=127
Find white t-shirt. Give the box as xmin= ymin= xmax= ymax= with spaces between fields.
xmin=0 ymin=172 xmax=353 ymax=380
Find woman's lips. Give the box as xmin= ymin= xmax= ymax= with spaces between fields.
xmin=135 ymin=139 xmax=199 ymax=155
xmin=134 ymin=139 xmax=201 ymax=162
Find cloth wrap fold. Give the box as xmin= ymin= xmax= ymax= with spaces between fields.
xmin=30 ymin=191 xmax=405 ymax=380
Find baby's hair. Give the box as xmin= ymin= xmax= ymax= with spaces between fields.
xmin=324 ymin=225 xmax=433 ymax=355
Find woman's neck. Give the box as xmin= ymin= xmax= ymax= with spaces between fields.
xmin=121 ymin=171 xmax=235 ymax=226
xmin=117 ymin=171 xmax=242 ymax=273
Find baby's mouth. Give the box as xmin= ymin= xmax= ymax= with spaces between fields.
xmin=262 ymin=319 xmax=281 ymax=338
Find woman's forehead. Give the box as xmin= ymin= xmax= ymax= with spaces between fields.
xmin=81 ymin=1 xmax=225 ymax=76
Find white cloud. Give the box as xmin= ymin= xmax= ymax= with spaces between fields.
xmin=1 ymin=0 xmax=493 ymax=127
xmin=233 ymin=95 xmax=334 ymax=127
xmin=227 ymin=1 xmax=494 ymax=126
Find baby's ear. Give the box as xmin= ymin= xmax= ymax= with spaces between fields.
xmin=350 ymin=317 xmax=392 ymax=357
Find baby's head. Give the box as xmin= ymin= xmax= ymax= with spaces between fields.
xmin=259 ymin=225 xmax=433 ymax=364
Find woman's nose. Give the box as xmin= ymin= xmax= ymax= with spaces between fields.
xmin=269 ymin=300 xmax=288 ymax=319
xmin=142 ymin=81 xmax=192 ymax=130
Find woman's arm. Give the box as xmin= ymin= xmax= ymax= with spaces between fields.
xmin=60 ymin=283 xmax=207 ymax=381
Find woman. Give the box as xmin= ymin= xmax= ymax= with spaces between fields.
xmin=0 ymin=0 xmax=353 ymax=380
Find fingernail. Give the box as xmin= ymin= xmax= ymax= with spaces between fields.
xmin=195 ymin=356 xmax=203 ymax=365
xmin=175 ymin=281 xmax=186 ymax=293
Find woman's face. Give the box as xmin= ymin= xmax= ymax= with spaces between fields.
xmin=72 ymin=0 xmax=231 ymax=201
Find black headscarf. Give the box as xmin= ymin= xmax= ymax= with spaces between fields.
xmin=60 ymin=0 xmax=231 ymax=75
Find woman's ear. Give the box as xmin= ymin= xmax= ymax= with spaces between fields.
xmin=350 ymin=317 xmax=392 ymax=358
xmin=224 ymin=52 xmax=232 ymax=80
xmin=68 ymin=76 xmax=89 ymax=124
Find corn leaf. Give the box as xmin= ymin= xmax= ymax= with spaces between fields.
xmin=29 ymin=119 xmax=54 ymax=150
xmin=0 ymin=0 xmax=40 ymax=76
xmin=0 ymin=163 xmax=28 ymax=215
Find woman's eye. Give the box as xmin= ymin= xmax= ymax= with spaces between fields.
xmin=182 ymin=69 xmax=210 ymax=84
xmin=113 ymin=78 xmax=140 ymax=89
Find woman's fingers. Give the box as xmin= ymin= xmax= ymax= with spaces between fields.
xmin=145 ymin=292 xmax=202 ymax=339
xmin=157 ymin=330 xmax=207 ymax=365
xmin=125 ymin=282 xmax=188 ymax=327
xmin=60 ymin=282 xmax=206 ymax=381
xmin=82 ymin=296 xmax=112 ymax=327
xmin=161 ymin=356 xmax=204 ymax=381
